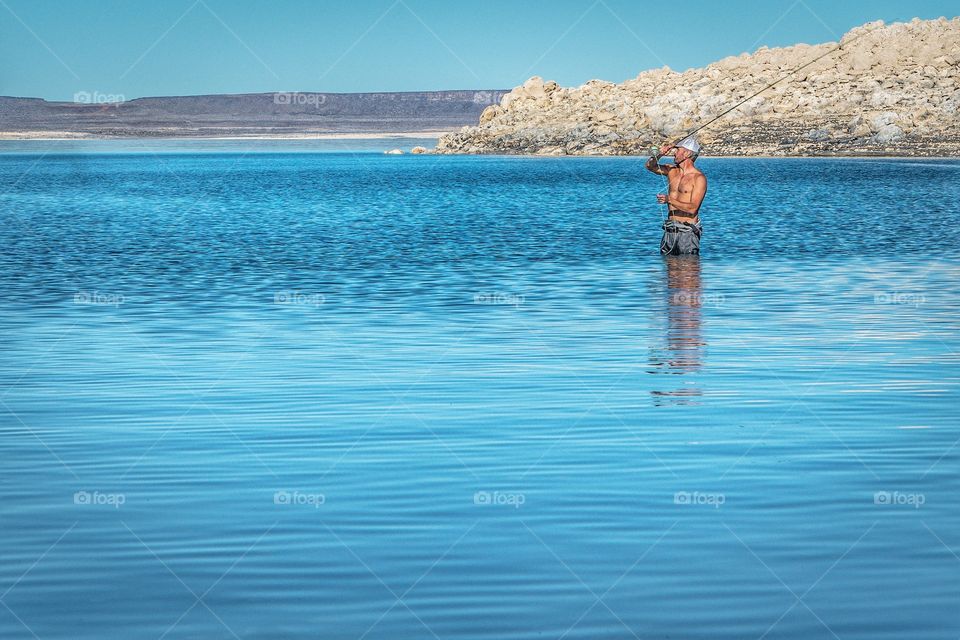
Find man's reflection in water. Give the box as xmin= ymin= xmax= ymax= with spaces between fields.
xmin=649 ymin=256 xmax=706 ymax=405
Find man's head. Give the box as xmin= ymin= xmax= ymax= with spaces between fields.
xmin=674 ymin=136 xmax=701 ymax=163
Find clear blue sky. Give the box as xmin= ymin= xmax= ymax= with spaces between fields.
xmin=1 ymin=0 xmax=956 ymax=100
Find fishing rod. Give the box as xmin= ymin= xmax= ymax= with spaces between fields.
xmin=650 ymin=25 xmax=878 ymax=159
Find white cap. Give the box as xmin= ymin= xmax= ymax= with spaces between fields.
xmin=677 ymin=136 xmax=701 ymax=155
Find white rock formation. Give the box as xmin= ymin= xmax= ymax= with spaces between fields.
xmin=436 ymin=17 xmax=960 ymax=156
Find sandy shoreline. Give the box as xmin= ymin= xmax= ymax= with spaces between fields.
xmin=0 ymin=133 xmax=956 ymax=159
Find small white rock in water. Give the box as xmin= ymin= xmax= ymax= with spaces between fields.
xmin=384 ymin=149 xmax=403 ymax=155
xmin=410 ymin=146 xmax=428 ymax=154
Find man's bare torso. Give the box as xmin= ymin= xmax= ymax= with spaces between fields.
xmin=667 ymin=166 xmax=705 ymax=222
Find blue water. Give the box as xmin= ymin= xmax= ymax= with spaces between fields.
xmin=1 ymin=142 xmax=958 ymax=640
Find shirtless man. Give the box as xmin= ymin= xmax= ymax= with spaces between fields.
xmin=644 ymin=136 xmax=707 ymax=255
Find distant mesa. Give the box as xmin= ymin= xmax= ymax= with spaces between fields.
xmin=0 ymin=90 xmax=510 ymax=139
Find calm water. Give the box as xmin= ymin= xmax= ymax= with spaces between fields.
xmin=1 ymin=142 xmax=958 ymax=640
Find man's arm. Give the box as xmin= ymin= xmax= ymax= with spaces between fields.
xmin=665 ymin=175 xmax=707 ymax=213
xmin=645 ymin=157 xmax=672 ymax=175
xmin=645 ymin=143 xmax=674 ymax=175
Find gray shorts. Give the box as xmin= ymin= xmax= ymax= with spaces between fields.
xmin=660 ymin=219 xmax=702 ymax=255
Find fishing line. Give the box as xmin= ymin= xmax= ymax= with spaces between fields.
xmin=639 ymin=146 xmax=672 ymax=222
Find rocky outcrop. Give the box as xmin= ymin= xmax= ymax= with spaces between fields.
xmin=436 ymin=18 xmax=960 ymax=156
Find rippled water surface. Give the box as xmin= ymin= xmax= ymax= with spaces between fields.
xmin=1 ymin=142 xmax=958 ymax=639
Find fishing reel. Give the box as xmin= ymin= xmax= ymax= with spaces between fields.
xmin=649 ymin=144 xmax=673 ymax=161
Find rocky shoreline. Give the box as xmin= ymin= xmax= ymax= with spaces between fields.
xmin=435 ymin=18 xmax=960 ymax=157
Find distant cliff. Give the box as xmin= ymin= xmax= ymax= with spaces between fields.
xmin=0 ymin=90 xmax=508 ymax=138
xmin=436 ymin=18 xmax=960 ymax=156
